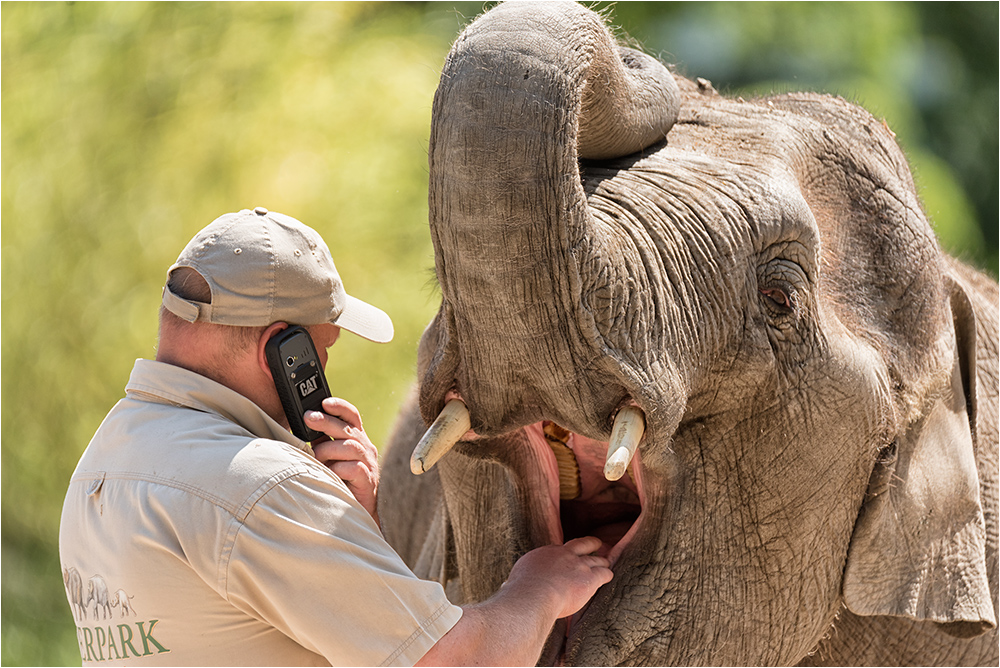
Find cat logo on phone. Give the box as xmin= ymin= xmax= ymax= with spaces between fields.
xmin=298 ymin=375 xmax=319 ymax=398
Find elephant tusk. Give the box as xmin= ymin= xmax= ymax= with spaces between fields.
xmin=604 ymin=406 xmax=645 ymax=481
xmin=410 ymin=400 xmax=472 ymax=475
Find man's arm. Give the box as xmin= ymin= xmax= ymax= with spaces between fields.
xmin=417 ymin=537 xmax=614 ymax=667
xmin=307 ymin=399 xmax=613 ymax=664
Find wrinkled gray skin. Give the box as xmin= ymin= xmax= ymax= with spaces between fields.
xmin=379 ymin=2 xmax=999 ymax=665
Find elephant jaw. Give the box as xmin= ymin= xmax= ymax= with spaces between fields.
xmin=527 ymin=419 xmax=649 ymax=662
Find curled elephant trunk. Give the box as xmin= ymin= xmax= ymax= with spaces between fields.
xmin=432 ymin=1 xmax=680 ymax=166
xmin=422 ymin=0 xmax=684 ymax=435
xmin=576 ymin=30 xmax=680 ymax=159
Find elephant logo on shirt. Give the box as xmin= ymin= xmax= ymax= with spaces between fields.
xmin=87 ymin=575 xmax=113 ymax=620
xmin=110 ymin=588 xmax=136 ymax=617
xmin=62 ymin=568 xmax=137 ymax=621
xmin=63 ymin=567 xmax=86 ymax=621
xmin=62 ymin=565 xmax=169 ymax=662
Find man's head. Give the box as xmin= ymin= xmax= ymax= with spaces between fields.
xmin=155 ymin=207 xmax=393 ymax=426
xmin=161 ymin=206 xmax=393 ymax=339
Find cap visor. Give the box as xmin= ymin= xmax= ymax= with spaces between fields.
xmin=333 ymin=295 xmax=394 ymax=343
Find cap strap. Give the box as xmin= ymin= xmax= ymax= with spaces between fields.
xmin=162 ymin=283 xmax=205 ymax=323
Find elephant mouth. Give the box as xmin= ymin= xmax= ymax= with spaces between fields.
xmin=411 ymin=399 xmax=648 ymax=566
xmin=410 ymin=399 xmax=649 ymax=659
xmin=525 ymin=420 xmax=645 ymax=563
xmin=517 ymin=419 xmax=648 ymax=662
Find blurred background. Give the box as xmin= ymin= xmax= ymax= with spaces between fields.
xmin=2 ymin=2 xmax=996 ymax=664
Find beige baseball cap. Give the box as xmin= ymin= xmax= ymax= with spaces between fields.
xmin=161 ymin=207 xmax=394 ymax=343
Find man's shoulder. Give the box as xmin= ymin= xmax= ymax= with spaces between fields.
xmin=225 ymin=435 xmax=336 ymax=496
xmin=77 ymin=397 xmax=333 ymax=515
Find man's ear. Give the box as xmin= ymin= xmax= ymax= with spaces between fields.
xmin=257 ymin=322 xmax=289 ymax=380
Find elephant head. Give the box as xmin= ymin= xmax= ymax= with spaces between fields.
xmin=382 ymin=2 xmax=998 ymax=664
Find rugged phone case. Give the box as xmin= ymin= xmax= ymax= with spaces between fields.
xmin=264 ymin=326 xmax=332 ymax=441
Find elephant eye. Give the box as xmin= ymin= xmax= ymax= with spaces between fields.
xmin=757 ymin=257 xmax=807 ymax=325
xmin=760 ymin=287 xmax=795 ymax=312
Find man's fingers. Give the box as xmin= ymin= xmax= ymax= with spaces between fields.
xmin=305 ymin=410 xmax=351 ymax=439
xmin=580 ymin=554 xmax=612 ymax=570
xmin=563 ymin=536 xmax=604 ymax=556
xmin=312 ymin=438 xmax=377 ymax=468
xmin=319 ymin=397 xmax=363 ymax=430
xmin=591 ymin=561 xmax=614 ymax=585
xmin=305 ymin=411 xmax=377 ymax=454
xmin=327 ymin=458 xmax=372 ymax=484
xmin=327 ymin=458 xmax=380 ymax=525
xmin=300 ymin=397 xmax=380 ymax=526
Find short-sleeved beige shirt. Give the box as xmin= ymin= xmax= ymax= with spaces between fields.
xmin=59 ymin=359 xmax=461 ymax=666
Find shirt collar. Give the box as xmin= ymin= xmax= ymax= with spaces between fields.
xmin=124 ymin=358 xmax=311 ymax=453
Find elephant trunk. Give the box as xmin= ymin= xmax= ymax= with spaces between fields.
xmin=422 ymin=0 xmax=685 ymax=439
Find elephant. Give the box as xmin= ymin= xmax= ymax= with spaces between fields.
xmin=63 ymin=567 xmax=86 ymax=621
xmin=110 ymin=589 xmax=136 ymax=618
xmin=378 ymin=1 xmax=999 ymax=665
xmin=86 ymin=574 xmax=112 ymax=621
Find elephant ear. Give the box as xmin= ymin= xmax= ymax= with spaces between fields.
xmin=843 ymin=275 xmax=996 ymax=638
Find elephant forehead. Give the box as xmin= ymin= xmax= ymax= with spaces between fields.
xmin=582 ymin=147 xmax=819 ymax=258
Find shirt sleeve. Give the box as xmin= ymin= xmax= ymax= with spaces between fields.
xmin=220 ymin=465 xmax=462 ymax=667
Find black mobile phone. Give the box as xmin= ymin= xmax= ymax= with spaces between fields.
xmin=264 ymin=325 xmax=332 ymax=441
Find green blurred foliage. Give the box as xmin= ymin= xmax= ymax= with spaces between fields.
xmin=2 ymin=2 xmax=995 ymax=665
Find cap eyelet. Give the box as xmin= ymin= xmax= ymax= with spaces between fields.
xmin=234 ymin=248 xmax=242 ymax=255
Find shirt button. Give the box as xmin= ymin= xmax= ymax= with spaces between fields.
xmin=87 ymin=473 xmax=106 ymax=496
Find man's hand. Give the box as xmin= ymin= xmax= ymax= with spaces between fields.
xmin=416 ymin=537 xmax=613 ymax=666
xmin=503 ymin=536 xmax=614 ymax=620
xmin=306 ymin=397 xmax=380 ymax=525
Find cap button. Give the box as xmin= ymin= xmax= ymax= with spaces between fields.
xmin=253 ymin=206 xmax=268 ymax=216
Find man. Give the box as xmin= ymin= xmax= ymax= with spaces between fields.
xmin=59 ymin=207 xmax=612 ymax=666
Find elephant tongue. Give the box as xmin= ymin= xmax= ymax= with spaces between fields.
xmin=537 ymin=421 xmax=643 ymax=557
